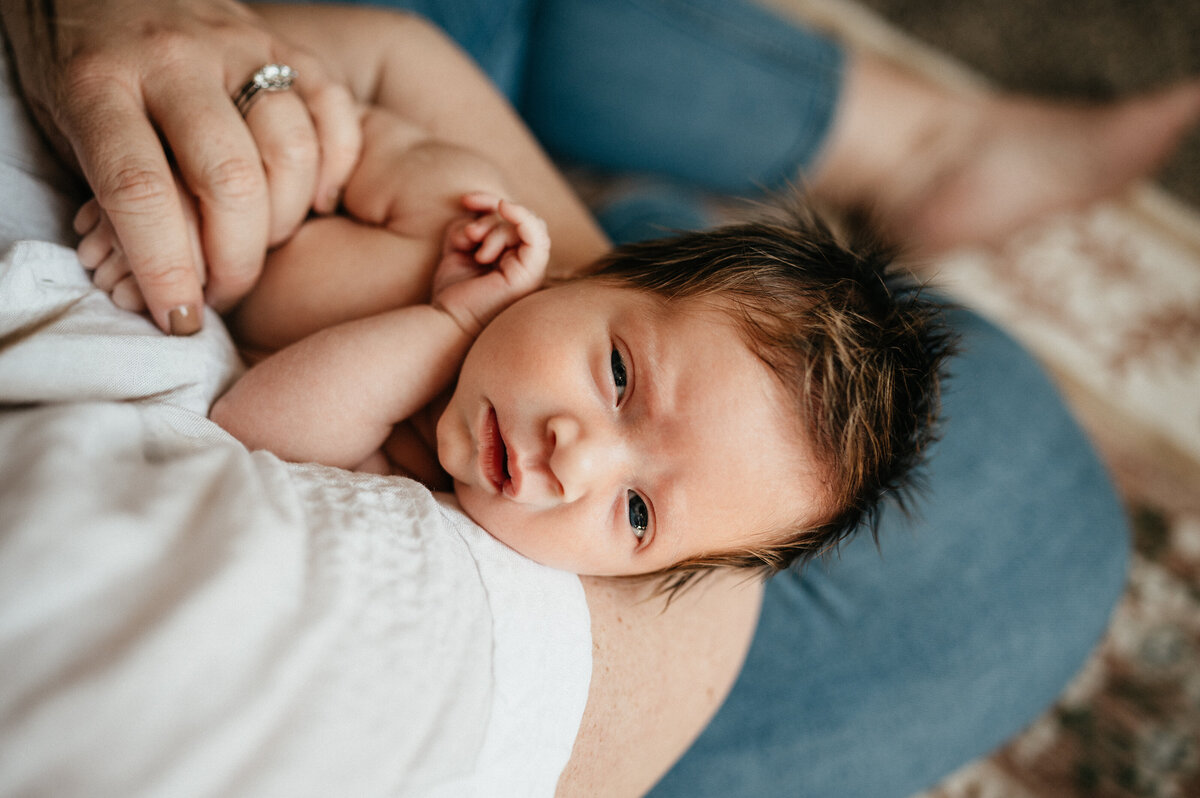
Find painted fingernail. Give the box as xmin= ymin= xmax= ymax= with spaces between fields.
xmin=168 ymin=304 xmax=202 ymax=336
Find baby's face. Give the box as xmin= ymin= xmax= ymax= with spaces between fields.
xmin=436 ymin=282 xmax=827 ymax=576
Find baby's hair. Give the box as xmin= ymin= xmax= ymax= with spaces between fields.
xmin=585 ymin=198 xmax=956 ymax=595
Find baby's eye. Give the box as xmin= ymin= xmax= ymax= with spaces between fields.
xmin=627 ymin=490 xmax=649 ymax=539
xmin=610 ymin=348 xmax=628 ymax=401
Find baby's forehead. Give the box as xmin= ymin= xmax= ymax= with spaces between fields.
xmin=589 ymin=276 xmax=750 ymax=329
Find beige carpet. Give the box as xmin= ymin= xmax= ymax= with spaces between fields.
xmin=757 ymin=1 xmax=1200 ymax=795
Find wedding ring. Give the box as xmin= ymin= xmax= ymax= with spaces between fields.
xmin=233 ymin=64 xmax=297 ymax=117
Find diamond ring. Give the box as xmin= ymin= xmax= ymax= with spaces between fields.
xmin=233 ymin=64 xmax=297 ymax=117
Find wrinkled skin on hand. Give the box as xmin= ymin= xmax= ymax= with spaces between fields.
xmin=1 ymin=0 xmax=361 ymax=332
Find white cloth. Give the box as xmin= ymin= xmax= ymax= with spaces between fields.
xmin=0 ymin=48 xmax=591 ymax=798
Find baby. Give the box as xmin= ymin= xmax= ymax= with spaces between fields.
xmin=77 ymin=104 xmax=951 ymax=590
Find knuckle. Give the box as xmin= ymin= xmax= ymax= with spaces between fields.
xmin=95 ymin=163 xmax=176 ymax=212
xmin=133 ymin=258 xmax=193 ymax=294
xmin=199 ymin=155 xmax=264 ymax=205
xmin=139 ymin=28 xmax=198 ymax=64
xmin=59 ymin=52 xmax=121 ymax=98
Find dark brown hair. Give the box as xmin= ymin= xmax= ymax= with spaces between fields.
xmin=585 ymin=199 xmax=955 ymax=594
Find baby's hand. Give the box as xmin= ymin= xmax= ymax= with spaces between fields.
xmin=432 ymin=192 xmax=550 ymax=336
xmin=74 ymin=186 xmax=206 ymax=316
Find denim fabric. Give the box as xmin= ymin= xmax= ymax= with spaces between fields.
xmin=520 ymin=0 xmax=842 ymax=192
xmin=354 ymin=0 xmax=842 ymax=190
xmin=324 ymin=3 xmax=1130 ymax=792
xmin=350 ymin=0 xmax=539 ymax=98
xmin=650 ymin=307 xmax=1129 ymax=796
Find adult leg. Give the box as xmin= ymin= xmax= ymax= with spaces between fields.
xmin=518 ymin=0 xmax=1200 ymax=251
xmin=328 ymin=5 xmax=1133 ymax=789
xmin=522 ymin=0 xmax=841 ymax=193
xmin=650 ymin=307 xmax=1131 ymax=797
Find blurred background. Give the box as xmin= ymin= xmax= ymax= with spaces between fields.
xmin=856 ymin=0 xmax=1200 ymax=208
xmin=766 ymin=1 xmax=1200 ymax=796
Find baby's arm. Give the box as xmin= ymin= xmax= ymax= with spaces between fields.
xmin=229 ymin=105 xmax=522 ymax=353
xmin=212 ymin=303 xmax=469 ymax=471
xmin=210 ymin=194 xmax=549 ymax=473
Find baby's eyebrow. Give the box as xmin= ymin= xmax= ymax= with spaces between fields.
xmin=623 ymin=323 xmax=665 ymax=420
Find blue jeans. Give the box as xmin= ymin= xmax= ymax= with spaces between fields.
xmin=652 ymin=306 xmax=1128 ymax=796
xmin=356 ymin=0 xmax=841 ymax=191
xmin=346 ymin=2 xmax=1130 ymax=793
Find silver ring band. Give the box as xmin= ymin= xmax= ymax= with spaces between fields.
xmin=233 ymin=64 xmax=297 ymax=117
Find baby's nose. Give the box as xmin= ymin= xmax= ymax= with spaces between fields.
xmin=547 ymin=414 xmax=622 ymax=504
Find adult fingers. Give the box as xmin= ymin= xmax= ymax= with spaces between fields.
xmin=145 ymin=68 xmax=270 ymax=315
xmin=18 ymin=1 xmax=359 ymax=331
xmin=229 ymin=74 xmax=317 ymax=248
xmin=64 ymin=75 xmax=209 ymax=334
xmin=232 ymin=47 xmax=362 ymax=234
xmin=158 ymin=43 xmax=359 ymax=310
xmin=289 ymin=51 xmax=362 ymax=215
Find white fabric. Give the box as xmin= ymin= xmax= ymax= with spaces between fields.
xmin=0 ymin=50 xmax=591 ymax=798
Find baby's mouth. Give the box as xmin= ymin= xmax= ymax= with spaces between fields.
xmin=482 ymin=406 xmax=510 ymax=492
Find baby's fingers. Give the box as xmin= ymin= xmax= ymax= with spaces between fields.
xmin=73 ymin=199 xmax=102 ymax=238
xmin=460 ymin=191 xmax=503 ymax=215
xmin=474 ymin=224 xmax=518 ymax=264
xmin=497 ymin=200 xmax=549 ymax=253
xmin=91 ymin=246 xmax=131 ymax=292
xmin=77 ymin=214 xmax=150 ymax=312
xmin=443 ymin=217 xmax=478 ymax=253
xmin=111 ymin=274 xmax=148 ymax=313
xmin=75 ymin=200 xmax=116 ymax=271
xmin=496 ymin=200 xmax=549 ymax=274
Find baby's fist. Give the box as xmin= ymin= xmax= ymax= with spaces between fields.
xmin=433 ymin=192 xmax=550 ymax=336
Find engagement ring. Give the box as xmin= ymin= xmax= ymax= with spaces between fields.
xmin=233 ymin=63 xmax=297 ymax=116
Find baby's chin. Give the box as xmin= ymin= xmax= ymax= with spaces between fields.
xmin=448 ymin=488 xmax=566 ymax=570
xmin=451 ymin=480 xmax=519 ymax=548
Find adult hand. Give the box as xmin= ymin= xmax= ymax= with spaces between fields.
xmin=0 ymin=0 xmax=362 ymax=333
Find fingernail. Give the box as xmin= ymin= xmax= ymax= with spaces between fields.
xmin=168 ymin=304 xmax=202 ymax=336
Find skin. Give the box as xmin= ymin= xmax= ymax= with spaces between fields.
xmin=813 ymin=54 xmax=1200 ymax=253
xmin=198 ymin=107 xmax=822 ymax=580
xmin=8 ymin=1 xmax=1198 ymax=330
xmin=92 ymin=6 xmax=753 ymax=793
xmin=10 ymin=3 xmax=1200 ymax=792
xmin=0 ymin=0 xmax=363 ymax=332
xmin=439 ymin=282 xmax=824 ymax=576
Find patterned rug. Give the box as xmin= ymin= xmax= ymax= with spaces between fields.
xmin=921 ymin=199 xmax=1200 ymax=798
xmin=757 ymin=1 xmax=1200 ymax=795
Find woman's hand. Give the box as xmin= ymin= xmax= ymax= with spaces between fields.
xmin=0 ymin=0 xmax=362 ymax=334
xmin=74 ymin=190 xmax=206 ymax=316
xmin=432 ymin=193 xmax=550 ymax=337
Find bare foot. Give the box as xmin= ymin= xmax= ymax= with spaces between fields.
xmin=811 ymin=55 xmax=1200 ymax=253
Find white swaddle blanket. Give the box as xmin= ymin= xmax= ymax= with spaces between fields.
xmin=0 ymin=50 xmax=590 ymax=798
